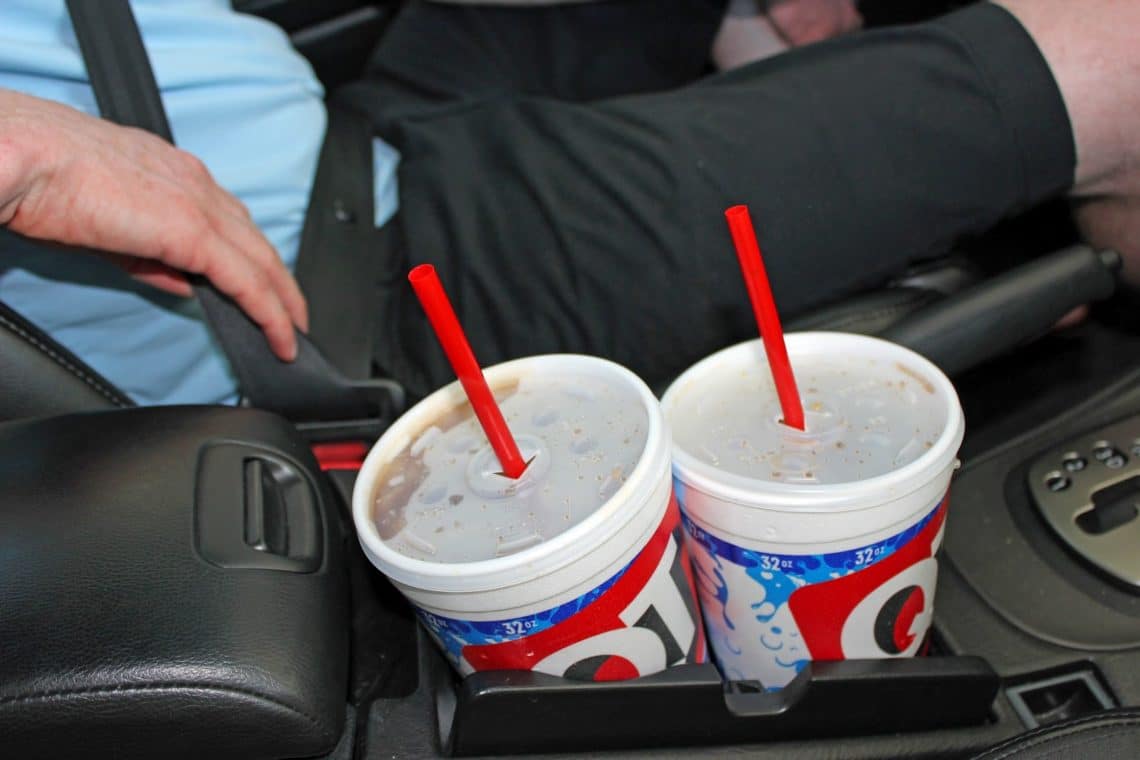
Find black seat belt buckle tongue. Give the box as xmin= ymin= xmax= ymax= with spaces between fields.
xmin=195 ymin=284 xmax=404 ymax=438
xmin=289 ymin=379 xmax=405 ymax=443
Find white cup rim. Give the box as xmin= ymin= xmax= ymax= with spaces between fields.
xmin=352 ymin=354 xmax=670 ymax=593
xmin=660 ymin=333 xmax=965 ymax=512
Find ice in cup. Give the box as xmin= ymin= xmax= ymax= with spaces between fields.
xmin=661 ymin=332 xmax=964 ymax=690
xmin=353 ymin=355 xmax=705 ymax=680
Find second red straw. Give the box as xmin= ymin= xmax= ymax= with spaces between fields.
xmin=407 ymin=264 xmax=528 ymax=478
xmin=724 ymin=205 xmax=805 ymax=431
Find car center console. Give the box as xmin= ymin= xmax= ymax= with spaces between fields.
xmin=0 ymin=407 xmax=350 ymax=760
xmin=939 ymin=347 xmax=1140 ymax=733
xmin=352 ymin=320 xmax=1140 ymax=759
xmin=3 ymin=320 xmax=1140 ymax=759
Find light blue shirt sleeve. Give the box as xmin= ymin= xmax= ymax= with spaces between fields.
xmin=0 ymin=0 xmax=400 ymax=406
xmin=374 ymin=137 xmax=402 ymax=228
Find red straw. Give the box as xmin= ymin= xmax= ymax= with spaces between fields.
xmin=408 ymin=264 xmax=528 ymax=478
xmin=724 ymin=205 xmax=805 ymax=431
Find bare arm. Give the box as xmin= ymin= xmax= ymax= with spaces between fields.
xmin=995 ymin=0 xmax=1140 ymax=198
xmin=996 ymin=0 xmax=1140 ymax=285
xmin=0 ymin=88 xmax=307 ymax=360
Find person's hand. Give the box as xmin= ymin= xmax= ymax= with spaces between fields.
xmin=766 ymin=0 xmax=863 ymax=46
xmin=0 ymin=88 xmax=307 ymax=361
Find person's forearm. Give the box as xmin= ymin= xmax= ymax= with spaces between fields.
xmin=995 ymin=0 xmax=1140 ymax=199
xmin=994 ymin=1 xmax=1140 ymax=286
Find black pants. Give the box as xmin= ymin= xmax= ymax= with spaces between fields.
xmin=337 ymin=0 xmax=1074 ymax=401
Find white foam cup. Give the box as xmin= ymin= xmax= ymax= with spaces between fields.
xmin=353 ymin=354 xmax=705 ymax=680
xmin=660 ymin=333 xmax=964 ymax=689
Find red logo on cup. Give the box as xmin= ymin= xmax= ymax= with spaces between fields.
xmin=787 ymin=499 xmax=947 ymax=660
xmin=462 ymin=495 xmax=705 ymax=680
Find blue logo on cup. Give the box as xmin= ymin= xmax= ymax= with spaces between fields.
xmin=679 ymin=496 xmax=946 ymax=688
xmin=415 ymin=563 xmax=628 ymax=664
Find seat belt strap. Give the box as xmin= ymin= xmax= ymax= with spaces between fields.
xmin=293 ymin=104 xmax=384 ymax=382
xmin=63 ymin=0 xmax=403 ymax=427
xmin=63 ymin=0 xmax=174 ymax=141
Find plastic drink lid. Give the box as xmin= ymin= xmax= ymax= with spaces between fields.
xmin=372 ymin=368 xmax=649 ymax=564
xmin=663 ymin=334 xmax=963 ymax=511
xmin=670 ymin=352 xmax=940 ymax=484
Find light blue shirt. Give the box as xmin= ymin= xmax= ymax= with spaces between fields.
xmin=0 ymin=0 xmax=400 ymax=405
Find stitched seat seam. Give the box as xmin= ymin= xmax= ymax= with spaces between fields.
xmin=0 ymin=314 xmax=131 ymax=408
xmin=0 ymin=681 xmax=326 ymax=734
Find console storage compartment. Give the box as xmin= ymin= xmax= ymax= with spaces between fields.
xmin=0 ymin=407 xmax=350 ymax=759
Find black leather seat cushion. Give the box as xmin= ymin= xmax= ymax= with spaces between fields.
xmin=973 ymin=709 xmax=1140 ymax=760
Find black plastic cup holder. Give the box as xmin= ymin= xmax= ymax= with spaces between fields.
xmin=423 ymin=629 xmax=999 ymax=756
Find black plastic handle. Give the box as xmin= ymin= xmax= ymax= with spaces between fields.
xmin=196 ymin=444 xmax=323 ymax=573
xmin=440 ymin=651 xmax=998 ymax=755
xmin=880 ymin=245 xmax=1120 ymax=376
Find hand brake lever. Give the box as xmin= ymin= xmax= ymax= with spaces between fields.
xmin=879 ymin=245 xmax=1120 ymax=376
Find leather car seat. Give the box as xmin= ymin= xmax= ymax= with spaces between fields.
xmin=0 ymin=293 xmax=131 ymax=422
xmin=972 ymin=709 xmax=1140 ymax=760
